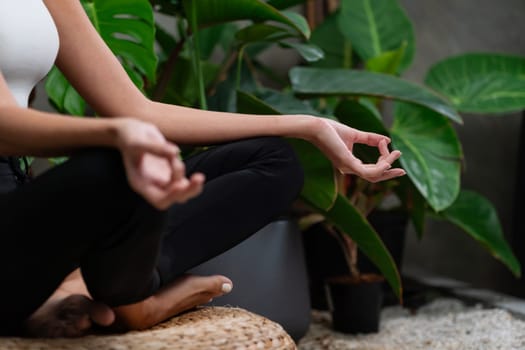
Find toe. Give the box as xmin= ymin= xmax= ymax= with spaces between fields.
xmin=90 ymin=302 xmax=115 ymax=326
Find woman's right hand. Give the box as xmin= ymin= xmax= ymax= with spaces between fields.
xmin=113 ymin=118 xmax=204 ymax=210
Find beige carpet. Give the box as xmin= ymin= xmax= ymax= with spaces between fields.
xmin=298 ymin=298 xmax=525 ymax=350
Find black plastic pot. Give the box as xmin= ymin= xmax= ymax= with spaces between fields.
xmin=303 ymin=210 xmax=409 ymax=310
xmin=326 ymin=274 xmax=384 ymax=334
xmin=189 ymin=219 xmax=311 ymax=342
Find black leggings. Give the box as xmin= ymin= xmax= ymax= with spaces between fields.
xmin=0 ymin=137 xmax=303 ymax=335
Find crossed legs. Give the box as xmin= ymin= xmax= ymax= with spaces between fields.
xmin=0 ymin=137 xmax=303 ymax=337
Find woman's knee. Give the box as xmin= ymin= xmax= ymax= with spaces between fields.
xmin=250 ymin=137 xmax=305 ymax=198
xmin=67 ymin=148 xmax=166 ymax=236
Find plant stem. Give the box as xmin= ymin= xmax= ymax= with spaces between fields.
xmin=152 ymin=38 xmax=186 ymax=101
xmin=206 ymin=49 xmax=238 ymax=95
xmin=236 ymin=46 xmax=246 ymax=91
xmin=189 ymin=1 xmax=207 ymax=110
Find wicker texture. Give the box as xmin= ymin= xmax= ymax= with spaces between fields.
xmin=0 ymin=307 xmax=296 ymax=350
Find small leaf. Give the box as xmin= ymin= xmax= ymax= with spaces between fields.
xmin=279 ymin=42 xmax=325 ymax=62
xmin=365 ymin=42 xmax=407 ymax=75
xmin=440 ymin=190 xmax=521 ymax=277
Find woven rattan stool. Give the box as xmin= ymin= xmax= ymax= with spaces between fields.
xmin=0 ymin=307 xmax=297 ymax=349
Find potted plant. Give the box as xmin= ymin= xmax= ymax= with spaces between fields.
xmin=235 ymin=0 xmax=525 ymax=333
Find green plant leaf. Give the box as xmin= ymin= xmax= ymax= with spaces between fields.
xmin=395 ymin=176 xmax=426 ymax=238
xmin=45 ymin=67 xmax=87 ymax=116
xmin=310 ymin=11 xmax=353 ymax=69
xmin=182 ymin=0 xmax=310 ymax=39
xmin=236 ymin=91 xmax=337 ymax=210
xmin=279 ymin=42 xmax=325 ymax=62
xmin=390 ymin=103 xmax=462 ymax=212
xmin=425 ymin=53 xmax=525 ymax=114
xmin=335 ymin=99 xmax=386 ymax=135
xmin=440 ymin=190 xmax=521 ymax=277
xmin=365 ymin=42 xmax=406 ymax=75
xmin=324 ymin=194 xmax=402 ymax=299
xmin=334 ymin=99 xmax=387 ymax=164
xmin=83 ymin=0 xmax=157 ymax=81
xmin=150 ymin=0 xmax=182 ymax=15
xmin=162 ymin=55 xmax=219 ymax=106
xmin=235 ymin=23 xmax=294 ymax=44
xmin=256 ymin=89 xmax=326 ymax=117
xmin=266 ymin=0 xmax=306 ymax=9
xmin=290 ymin=67 xmax=462 ymax=123
xmin=46 ymin=0 xmax=157 ymax=115
xmin=338 ymin=0 xmax=414 ymax=73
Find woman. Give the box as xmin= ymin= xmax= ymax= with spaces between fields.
xmin=0 ymin=0 xmax=405 ymax=337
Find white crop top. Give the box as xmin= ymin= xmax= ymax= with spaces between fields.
xmin=0 ymin=0 xmax=60 ymax=107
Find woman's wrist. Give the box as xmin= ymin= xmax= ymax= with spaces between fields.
xmin=283 ymin=114 xmax=329 ymax=144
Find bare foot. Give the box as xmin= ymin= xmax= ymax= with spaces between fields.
xmin=25 ymin=294 xmax=115 ymax=338
xmin=112 ymin=274 xmax=233 ymax=330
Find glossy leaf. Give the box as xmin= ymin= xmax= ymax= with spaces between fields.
xmin=310 ymin=11 xmax=352 ymax=69
xmin=266 ymin=0 xmax=306 ymax=9
xmin=290 ymin=67 xmax=462 ymax=123
xmin=440 ymin=190 xmax=521 ymax=277
xmin=235 ymin=24 xmax=294 ymax=44
xmin=236 ymin=91 xmax=337 ymax=210
xmin=335 ymin=99 xmax=386 ymax=135
xmin=338 ymin=0 xmax=414 ymax=73
xmin=390 ymin=103 xmax=462 ymax=211
xmin=395 ymin=176 xmax=426 ymax=238
xmin=256 ymin=89 xmax=326 ymax=117
xmin=279 ymin=42 xmax=325 ymax=62
xmin=162 ymin=56 xmax=219 ymax=106
xmin=334 ymin=99 xmax=387 ymax=164
xmin=45 ymin=68 xmax=86 ymax=116
xmin=182 ymin=0 xmax=310 ymax=39
xmin=46 ymin=0 xmax=157 ymax=115
xmin=324 ymin=194 xmax=401 ymax=298
xmin=425 ymin=53 xmax=525 ymax=114
xmin=83 ymin=0 xmax=157 ymax=81
xmin=365 ymin=42 xmax=406 ymax=75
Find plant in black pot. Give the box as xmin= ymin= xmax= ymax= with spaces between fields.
xmin=237 ymin=0 xmax=525 ymax=334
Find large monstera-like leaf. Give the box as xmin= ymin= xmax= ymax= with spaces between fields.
xmin=290 ymin=67 xmax=462 ymax=123
xmin=46 ymin=0 xmax=157 ymax=115
xmin=182 ymin=0 xmax=310 ymax=39
xmin=390 ymin=103 xmax=462 ymax=212
xmin=425 ymin=53 xmax=525 ymax=114
xmin=338 ymin=0 xmax=414 ymax=73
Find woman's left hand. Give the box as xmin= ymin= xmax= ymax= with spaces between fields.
xmin=309 ymin=118 xmax=406 ymax=183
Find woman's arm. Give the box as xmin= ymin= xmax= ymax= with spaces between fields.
xmin=43 ymin=0 xmax=405 ymax=182
xmin=0 ymin=71 xmax=203 ymax=209
xmin=0 ymin=72 xmax=119 ymax=156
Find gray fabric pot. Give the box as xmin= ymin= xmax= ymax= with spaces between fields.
xmin=190 ymin=219 xmax=311 ymax=341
